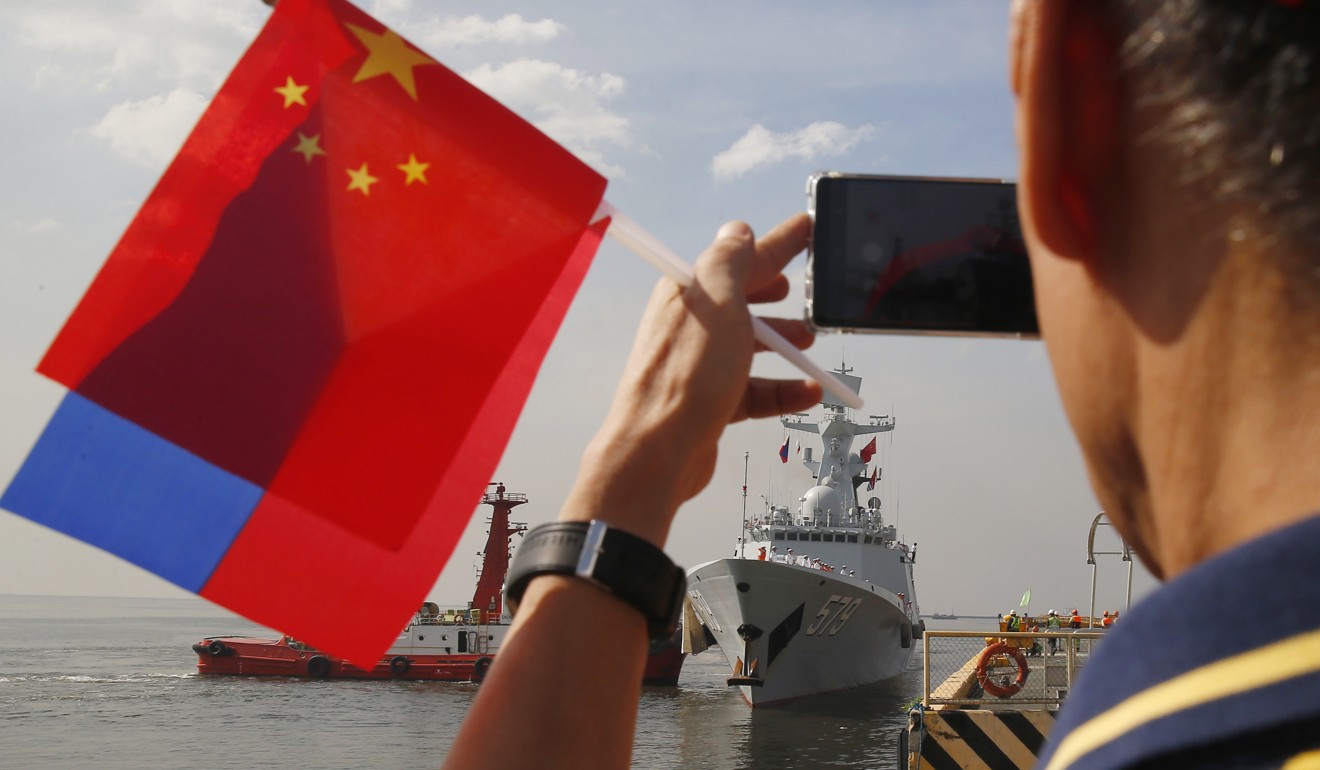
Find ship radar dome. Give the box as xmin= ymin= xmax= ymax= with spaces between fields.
xmin=800 ymin=485 xmax=843 ymax=525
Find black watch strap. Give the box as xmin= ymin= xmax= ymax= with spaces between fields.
xmin=504 ymin=520 xmax=686 ymax=640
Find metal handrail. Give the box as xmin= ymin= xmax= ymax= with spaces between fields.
xmin=922 ymin=630 xmax=1106 ymax=708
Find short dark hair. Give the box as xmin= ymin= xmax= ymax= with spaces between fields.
xmin=1108 ymin=1 xmax=1319 ymax=251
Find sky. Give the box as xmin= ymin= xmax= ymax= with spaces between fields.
xmin=0 ymin=0 xmax=1154 ymax=620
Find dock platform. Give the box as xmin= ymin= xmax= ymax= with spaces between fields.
xmin=900 ymin=630 xmax=1105 ymax=770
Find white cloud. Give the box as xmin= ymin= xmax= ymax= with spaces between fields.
xmin=411 ymin=14 xmax=564 ymax=50
xmin=2 ymin=1 xmax=262 ymax=92
xmin=464 ymin=59 xmax=630 ymax=177
xmin=368 ymin=0 xmax=415 ymax=20
xmin=711 ymin=121 xmax=876 ymax=181
xmin=9 ymin=218 xmax=62 ymax=234
xmin=88 ymin=87 xmax=208 ymax=168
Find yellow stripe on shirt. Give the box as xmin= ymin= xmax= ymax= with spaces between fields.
xmin=1043 ymin=628 xmax=1320 ymax=770
xmin=1284 ymin=749 xmax=1320 ymax=769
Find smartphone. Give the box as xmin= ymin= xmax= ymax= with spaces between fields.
xmin=806 ymin=172 xmax=1039 ymax=337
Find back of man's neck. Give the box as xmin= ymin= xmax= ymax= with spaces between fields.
xmin=1134 ymin=234 xmax=1320 ymax=578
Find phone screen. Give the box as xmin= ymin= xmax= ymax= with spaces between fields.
xmin=807 ymin=174 xmax=1039 ymax=337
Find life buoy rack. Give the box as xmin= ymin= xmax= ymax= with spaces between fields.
xmin=472 ymin=656 xmax=493 ymax=683
xmin=307 ymin=655 xmax=332 ymax=678
xmin=207 ymin=640 xmax=229 ymax=656
xmin=976 ymin=641 xmax=1029 ymax=698
xmin=389 ymin=656 xmax=411 ymax=676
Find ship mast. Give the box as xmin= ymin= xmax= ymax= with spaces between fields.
xmin=738 ymin=451 xmax=749 ymax=558
xmin=781 ymin=364 xmax=894 ymax=521
xmin=471 ymin=482 xmax=528 ymax=620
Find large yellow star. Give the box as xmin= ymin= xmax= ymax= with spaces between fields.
xmin=346 ymin=163 xmax=379 ymax=196
xmin=274 ymin=76 xmax=309 ymax=108
xmin=396 ymin=153 xmax=430 ymax=185
xmin=292 ymin=133 xmax=326 ymax=164
xmin=345 ymin=23 xmax=436 ymax=101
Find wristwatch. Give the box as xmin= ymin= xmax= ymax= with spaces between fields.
xmin=504 ymin=520 xmax=686 ymax=641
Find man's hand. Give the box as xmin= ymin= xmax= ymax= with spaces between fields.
xmin=566 ymin=214 xmax=824 ymax=545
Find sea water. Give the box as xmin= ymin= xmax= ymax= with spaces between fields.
xmin=0 ymin=596 xmax=976 ymax=769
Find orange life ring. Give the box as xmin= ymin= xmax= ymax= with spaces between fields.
xmin=976 ymin=641 xmax=1029 ymax=698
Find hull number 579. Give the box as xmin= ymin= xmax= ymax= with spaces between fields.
xmin=806 ymin=595 xmax=862 ymax=636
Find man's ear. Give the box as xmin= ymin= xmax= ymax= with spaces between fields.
xmin=1014 ymin=0 xmax=1122 ymax=264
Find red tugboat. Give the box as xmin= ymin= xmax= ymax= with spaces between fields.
xmin=193 ymin=485 xmax=686 ymax=685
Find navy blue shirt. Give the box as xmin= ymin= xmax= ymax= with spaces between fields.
xmin=1035 ymin=515 xmax=1320 ymax=770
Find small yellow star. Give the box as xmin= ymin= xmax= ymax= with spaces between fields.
xmin=345 ymin=23 xmax=436 ymax=101
xmin=291 ymin=133 xmax=326 ymax=164
xmin=396 ymin=153 xmax=430 ymax=185
xmin=274 ymin=76 xmax=310 ymax=108
xmin=346 ymin=163 xmax=379 ymax=196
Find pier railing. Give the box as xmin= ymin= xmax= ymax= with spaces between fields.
xmin=922 ymin=630 xmax=1106 ymax=708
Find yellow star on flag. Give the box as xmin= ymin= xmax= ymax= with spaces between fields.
xmin=274 ymin=76 xmax=310 ymax=108
xmin=292 ymin=133 xmax=326 ymax=164
xmin=346 ymin=163 xmax=379 ymax=196
xmin=396 ymin=153 xmax=430 ymax=185
xmin=345 ymin=23 xmax=436 ymax=101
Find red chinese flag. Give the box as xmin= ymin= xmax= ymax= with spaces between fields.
xmin=860 ymin=437 xmax=877 ymax=463
xmin=20 ymin=0 xmax=608 ymax=665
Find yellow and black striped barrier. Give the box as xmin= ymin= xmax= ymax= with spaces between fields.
xmin=902 ymin=708 xmax=1057 ymax=770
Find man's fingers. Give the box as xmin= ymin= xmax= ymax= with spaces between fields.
xmin=741 ymin=378 xmax=823 ymax=421
xmin=692 ymin=221 xmax=756 ymax=305
xmin=693 ymin=214 xmax=807 ymax=306
xmin=745 ymin=213 xmax=811 ymax=292
xmin=746 ymin=274 xmax=790 ymax=304
xmin=753 ymin=316 xmax=815 ymax=352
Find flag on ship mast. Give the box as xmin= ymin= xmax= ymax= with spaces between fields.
xmin=867 ymin=466 xmax=878 ymax=491
xmin=0 ymin=0 xmax=607 ymax=668
xmin=860 ymin=436 xmax=877 ymax=463
xmin=779 ymin=436 xmax=791 ymax=464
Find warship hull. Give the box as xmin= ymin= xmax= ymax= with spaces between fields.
xmin=687 ymin=556 xmax=916 ymax=707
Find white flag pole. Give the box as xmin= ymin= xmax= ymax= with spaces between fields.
xmin=595 ymin=201 xmax=863 ymax=410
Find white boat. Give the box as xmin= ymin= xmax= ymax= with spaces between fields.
xmin=685 ymin=366 xmax=922 ymax=707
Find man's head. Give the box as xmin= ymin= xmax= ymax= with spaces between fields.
xmin=1106 ymin=1 xmax=1320 ymax=252
xmin=1011 ymin=1 xmax=1320 ymax=578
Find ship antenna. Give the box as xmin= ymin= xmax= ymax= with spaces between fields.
xmin=737 ymin=451 xmax=750 ymax=558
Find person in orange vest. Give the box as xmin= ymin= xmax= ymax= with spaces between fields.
xmin=757 ymin=546 xmax=766 ymax=561
xmin=1102 ymin=610 xmax=1112 ymax=628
